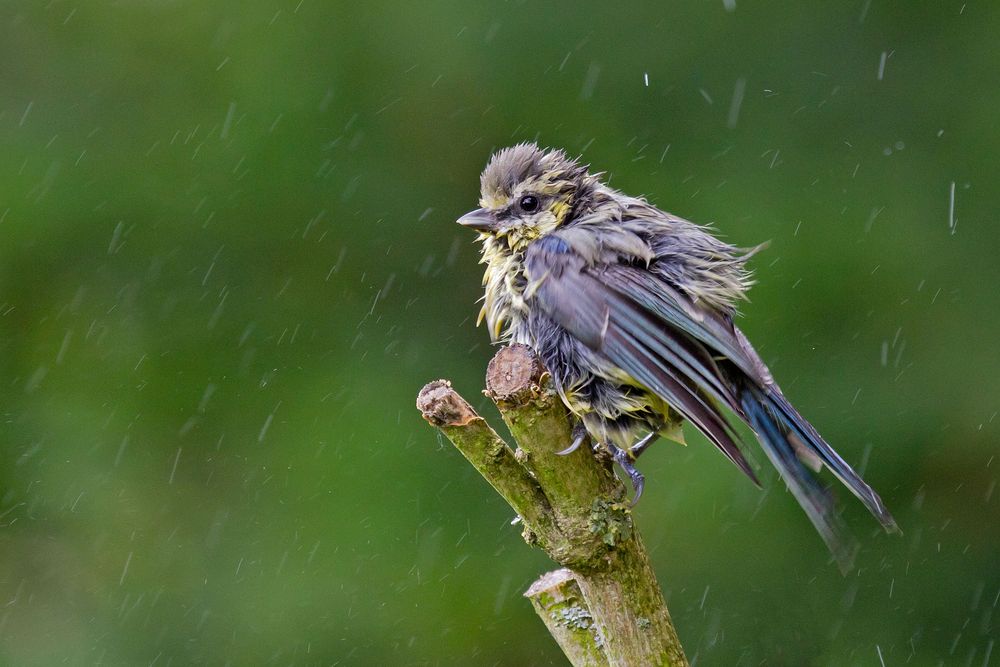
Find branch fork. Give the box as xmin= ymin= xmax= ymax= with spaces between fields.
xmin=416 ymin=345 xmax=688 ymax=666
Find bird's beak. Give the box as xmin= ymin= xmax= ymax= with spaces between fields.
xmin=457 ymin=207 xmax=496 ymax=232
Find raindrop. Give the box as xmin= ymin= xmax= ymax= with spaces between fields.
xmin=580 ymin=63 xmax=601 ymax=100
xmin=168 ymin=448 xmax=182 ymax=484
xmin=727 ymin=78 xmax=746 ymax=128
xmin=119 ymin=551 xmax=133 ymax=586
xmin=949 ymin=181 xmax=957 ymax=234
xmin=18 ymin=101 xmax=33 ymax=126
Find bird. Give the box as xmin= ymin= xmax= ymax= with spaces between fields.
xmin=456 ymin=142 xmax=898 ymax=569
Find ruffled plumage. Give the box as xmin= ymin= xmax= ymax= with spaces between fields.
xmin=464 ymin=143 xmax=897 ymax=570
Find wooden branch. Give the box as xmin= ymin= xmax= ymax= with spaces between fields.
xmin=524 ymin=568 xmax=607 ymax=666
xmin=417 ymin=344 xmax=689 ymax=667
xmin=415 ymin=379 xmax=574 ymax=557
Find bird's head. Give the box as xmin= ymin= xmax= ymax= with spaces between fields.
xmin=458 ymin=143 xmax=591 ymax=251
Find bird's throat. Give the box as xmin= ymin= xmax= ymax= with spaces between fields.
xmin=478 ymin=238 xmax=530 ymax=344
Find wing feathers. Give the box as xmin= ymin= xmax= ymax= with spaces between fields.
xmin=525 ymin=233 xmax=896 ymax=564
xmin=599 ymin=265 xmax=760 ymax=379
xmin=528 ymin=236 xmax=757 ymax=482
xmin=607 ymin=325 xmax=759 ymax=482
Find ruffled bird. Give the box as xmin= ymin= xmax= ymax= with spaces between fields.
xmin=457 ymin=143 xmax=898 ymax=570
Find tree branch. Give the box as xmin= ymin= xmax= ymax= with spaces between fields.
xmin=524 ymin=568 xmax=607 ymax=666
xmin=417 ymin=344 xmax=689 ymax=666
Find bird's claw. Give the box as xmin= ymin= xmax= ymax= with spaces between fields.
xmin=556 ymin=423 xmax=588 ymax=456
xmin=555 ymin=433 xmax=585 ymax=456
xmin=609 ymin=444 xmax=645 ymax=506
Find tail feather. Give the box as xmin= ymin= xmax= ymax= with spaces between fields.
xmin=765 ymin=391 xmax=899 ymax=532
xmin=739 ymin=386 xmax=898 ymax=573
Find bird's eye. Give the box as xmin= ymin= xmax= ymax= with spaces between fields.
xmin=518 ymin=195 xmax=540 ymax=213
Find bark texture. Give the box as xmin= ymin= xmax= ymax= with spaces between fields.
xmin=416 ymin=344 xmax=688 ymax=667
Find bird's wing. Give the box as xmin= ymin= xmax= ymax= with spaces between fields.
xmin=525 ymin=234 xmax=758 ymax=483
xmin=601 ymin=262 xmax=897 ymax=532
xmin=597 ymin=263 xmax=762 ymax=379
xmin=526 ymin=234 xmax=897 ymax=570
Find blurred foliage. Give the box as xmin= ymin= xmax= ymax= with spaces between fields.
xmin=1 ymin=1 xmax=998 ymax=665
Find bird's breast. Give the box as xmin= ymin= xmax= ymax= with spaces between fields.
xmin=479 ymin=244 xmax=531 ymax=344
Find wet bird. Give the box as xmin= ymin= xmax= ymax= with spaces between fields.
xmin=457 ymin=143 xmax=898 ymax=569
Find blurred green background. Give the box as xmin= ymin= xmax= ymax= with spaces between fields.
xmin=1 ymin=1 xmax=997 ymax=664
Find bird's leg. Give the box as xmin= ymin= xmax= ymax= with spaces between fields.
xmin=556 ymin=421 xmax=589 ymax=456
xmin=606 ymin=442 xmax=646 ymax=506
xmin=605 ymin=434 xmax=659 ymax=505
xmin=627 ymin=432 xmax=659 ymax=461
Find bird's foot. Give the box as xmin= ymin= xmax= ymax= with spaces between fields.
xmin=607 ymin=443 xmax=645 ymax=506
xmin=556 ymin=422 xmax=589 ymax=456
